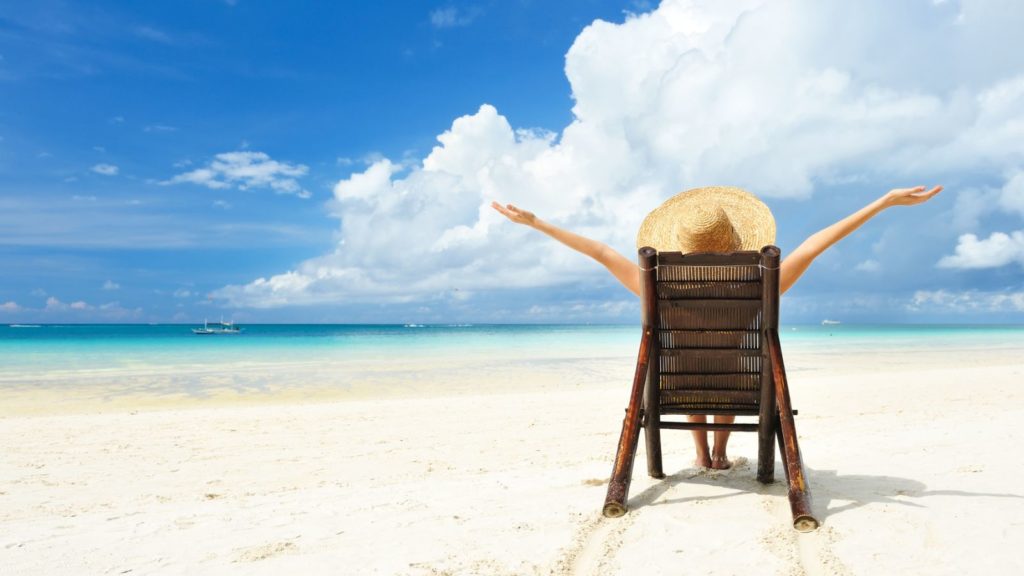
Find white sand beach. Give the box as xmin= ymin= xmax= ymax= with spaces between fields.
xmin=2 ymin=344 xmax=1024 ymax=575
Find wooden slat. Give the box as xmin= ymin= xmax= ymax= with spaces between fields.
xmin=659 ymin=330 xmax=761 ymax=349
xmin=661 ymin=389 xmax=760 ymax=405
xmin=660 ymin=373 xmax=761 ymax=391
xmin=659 ymin=422 xmax=760 ymax=432
xmin=656 ymin=280 xmax=762 ymax=300
xmin=660 ymin=407 xmax=798 ymax=416
xmin=657 ymin=265 xmax=762 ymax=282
xmin=656 ymin=251 xmax=762 ymax=266
xmin=660 ymin=299 xmax=762 ymax=309
xmin=659 ymin=349 xmax=762 ymax=374
xmin=659 ymin=301 xmax=762 ymax=331
xmin=661 ymin=407 xmax=761 ymax=416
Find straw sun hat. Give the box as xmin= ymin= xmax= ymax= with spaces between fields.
xmin=636 ymin=186 xmax=776 ymax=253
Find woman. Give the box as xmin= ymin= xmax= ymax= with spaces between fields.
xmin=492 ymin=184 xmax=942 ymax=469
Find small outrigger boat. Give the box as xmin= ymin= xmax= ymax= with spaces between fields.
xmin=192 ymin=319 xmax=242 ymax=335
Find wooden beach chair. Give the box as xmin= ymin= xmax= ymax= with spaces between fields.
xmin=602 ymin=246 xmax=819 ymax=532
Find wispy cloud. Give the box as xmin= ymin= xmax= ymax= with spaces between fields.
xmin=34 ymin=297 xmax=141 ymax=319
xmin=430 ymin=6 xmax=478 ymax=29
xmin=45 ymin=296 xmax=91 ymax=311
xmin=0 ymin=197 xmax=328 ymax=249
xmin=91 ymin=163 xmax=119 ymax=176
xmin=0 ymin=301 xmax=20 ymax=312
xmin=144 ymin=124 xmax=177 ymax=133
xmin=133 ymin=26 xmax=172 ymax=44
xmin=163 ymin=151 xmax=311 ymax=198
xmin=854 ymin=259 xmax=881 ymax=272
xmin=909 ymin=290 xmax=1024 ymax=313
xmin=102 ymin=280 xmax=120 ymax=290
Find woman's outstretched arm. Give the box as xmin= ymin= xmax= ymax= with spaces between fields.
xmin=491 ymin=202 xmax=641 ymax=296
xmin=779 ymin=185 xmax=943 ymax=295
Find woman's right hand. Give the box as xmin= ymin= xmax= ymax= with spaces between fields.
xmin=491 ymin=201 xmax=538 ymax=227
xmin=883 ymin=185 xmax=943 ymax=207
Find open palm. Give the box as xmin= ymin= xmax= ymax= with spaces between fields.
xmin=491 ymin=201 xmax=537 ymax=226
xmin=886 ymin=185 xmax=943 ymax=207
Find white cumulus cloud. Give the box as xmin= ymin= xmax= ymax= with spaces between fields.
xmin=938 ymin=231 xmax=1024 ymax=269
xmin=0 ymin=301 xmax=19 ymax=312
xmin=163 ymin=151 xmax=311 ymax=198
xmin=998 ymin=171 xmax=1024 ymax=217
xmin=214 ymin=0 xmax=1024 ymax=308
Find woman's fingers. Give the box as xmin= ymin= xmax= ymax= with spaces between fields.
xmin=491 ymin=201 xmax=514 ymax=218
xmin=890 ymin=185 xmax=943 ymax=206
xmin=491 ymin=200 xmax=532 ymax=224
xmin=909 ymin=185 xmax=943 ymax=200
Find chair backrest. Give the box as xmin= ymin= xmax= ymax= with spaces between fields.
xmin=638 ymin=246 xmax=781 ymax=416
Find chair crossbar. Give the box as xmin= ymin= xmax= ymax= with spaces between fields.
xmin=658 ymin=422 xmax=760 ymax=433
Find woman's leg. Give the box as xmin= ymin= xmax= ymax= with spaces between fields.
xmin=711 ymin=415 xmax=734 ymax=469
xmin=688 ymin=415 xmax=711 ymax=468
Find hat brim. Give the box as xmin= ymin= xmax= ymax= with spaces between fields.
xmin=636 ymin=186 xmax=776 ymax=252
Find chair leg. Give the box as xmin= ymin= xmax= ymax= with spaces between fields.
xmin=756 ymin=417 xmax=776 ymax=484
xmin=643 ymin=370 xmax=665 ymax=479
xmin=775 ymin=417 xmax=788 ymax=479
xmin=774 ymin=409 xmax=818 ymax=532
xmin=768 ymin=330 xmax=818 ymax=532
xmin=603 ymin=333 xmax=652 ymax=517
xmin=757 ymin=382 xmax=777 ymax=484
xmin=603 ymin=388 xmax=644 ymax=517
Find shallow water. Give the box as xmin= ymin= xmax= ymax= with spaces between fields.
xmin=4 ymin=322 xmax=1023 ymax=363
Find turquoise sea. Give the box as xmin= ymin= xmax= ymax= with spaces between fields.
xmin=3 ymin=323 xmax=1024 ymax=374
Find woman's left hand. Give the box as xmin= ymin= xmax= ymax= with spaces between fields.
xmin=884 ymin=185 xmax=943 ymax=207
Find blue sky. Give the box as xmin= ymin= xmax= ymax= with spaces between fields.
xmin=2 ymin=0 xmax=1024 ymax=324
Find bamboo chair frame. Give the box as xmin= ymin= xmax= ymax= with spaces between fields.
xmin=602 ymin=245 xmax=819 ymax=532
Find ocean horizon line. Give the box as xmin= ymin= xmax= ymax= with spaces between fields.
xmin=6 ymin=321 xmax=1024 ymax=328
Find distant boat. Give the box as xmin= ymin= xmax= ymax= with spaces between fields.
xmin=821 ymin=319 xmax=841 ymax=326
xmin=192 ymin=319 xmax=242 ymax=335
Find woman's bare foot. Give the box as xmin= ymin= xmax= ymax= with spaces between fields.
xmin=710 ymin=455 xmax=732 ymax=470
xmin=694 ymin=454 xmax=712 ymax=468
